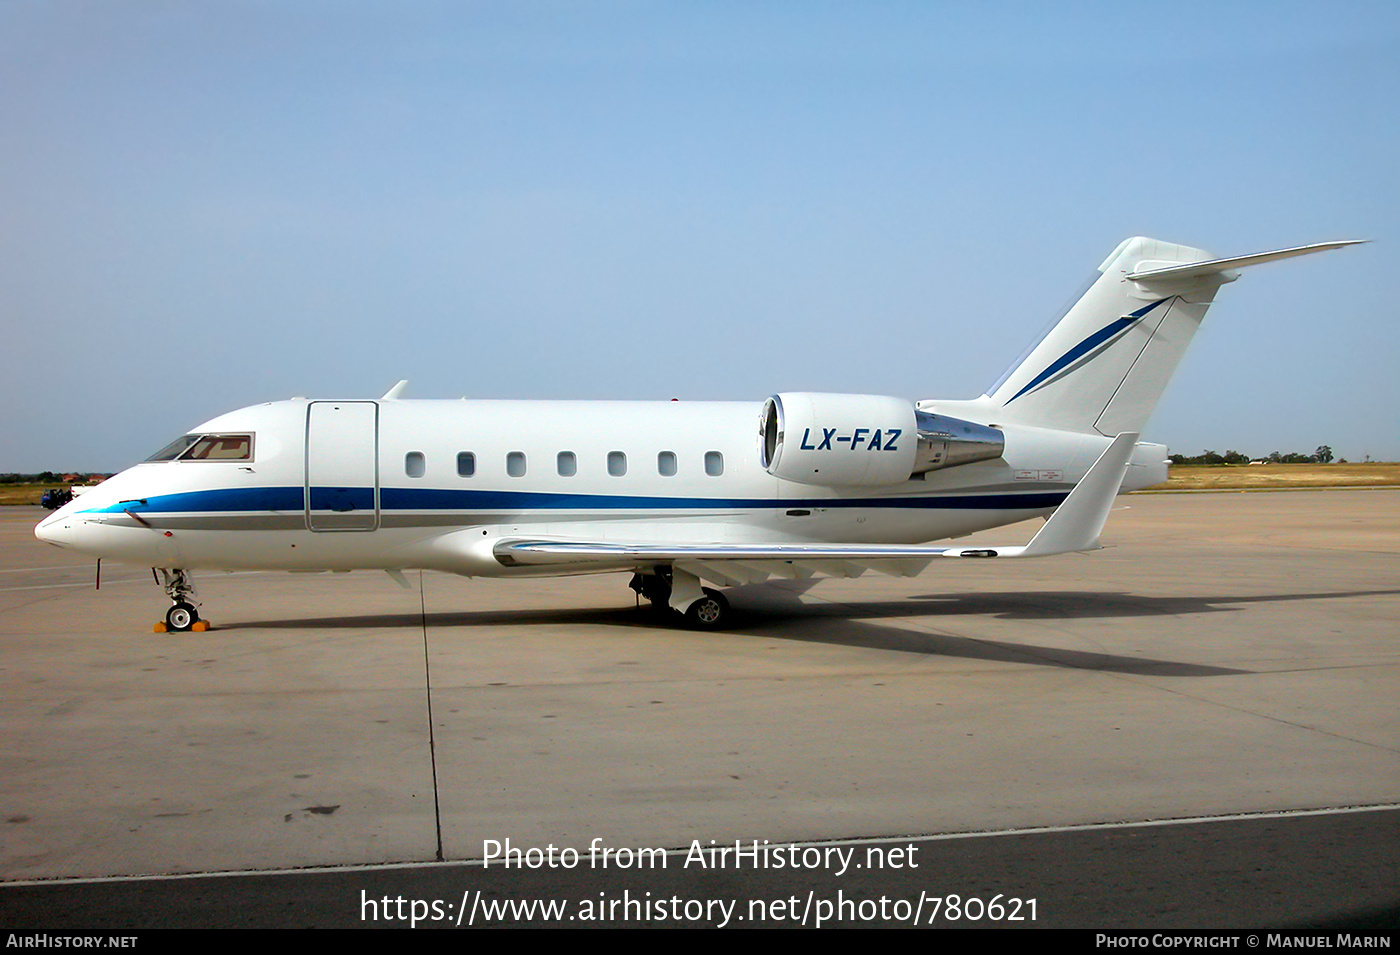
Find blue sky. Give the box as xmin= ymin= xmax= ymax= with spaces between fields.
xmin=3 ymin=1 xmax=1396 ymax=472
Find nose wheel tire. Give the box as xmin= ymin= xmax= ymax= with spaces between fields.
xmin=166 ymin=602 xmax=199 ymax=632
xmin=684 ymin=589 xmax=730 ymax=630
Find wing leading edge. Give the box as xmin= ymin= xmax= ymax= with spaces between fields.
xmin=492 ymin=433 xmax=1140 ymax=586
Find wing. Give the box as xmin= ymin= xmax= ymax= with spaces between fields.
xmin=493 ymin=432 xmax=1140 ymax=588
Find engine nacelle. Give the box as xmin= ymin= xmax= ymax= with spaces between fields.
xmin=759 ymin=393 xmax=1004 ymax=487
xmin=760 ymin=393 xmax=918 ymax=487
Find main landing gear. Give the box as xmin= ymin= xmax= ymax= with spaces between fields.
xmin=628 ymin=566 xmax=731 ymax=631
xmin=684 ymin=589 xmax=730 ymax=629
xmin=154 ymin=568 xmax=210 ymax=633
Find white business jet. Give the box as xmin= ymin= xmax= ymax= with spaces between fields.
xmin=36 ymin=237 xmax=1360 ymax=632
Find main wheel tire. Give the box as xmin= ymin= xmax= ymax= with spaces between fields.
xmin=684 ymin=589 xmax=729 ymax=630
xmin=166 ymin=602 xmax=199 ymax=632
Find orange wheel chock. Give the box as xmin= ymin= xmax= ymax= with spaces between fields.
xmin=153 ymin=622 xmax=168 ymax=633
xmin=191 ymin=620 xmax=210 ymax=632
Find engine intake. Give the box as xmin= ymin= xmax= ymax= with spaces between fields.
xmin=759 ymin=393 xmax=1003 ymax=487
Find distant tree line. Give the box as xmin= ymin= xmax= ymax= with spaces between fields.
xmin=1169 ymin=446 xmax=1337 ymax=465
xmin=0 ymin=472 xmax=110 ymax=484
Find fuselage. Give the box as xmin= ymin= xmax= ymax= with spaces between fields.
xmin=34 ymin=396 xmax=1158 ymax=578
xmin=31 ymin=235 xmax=1358 ymax=633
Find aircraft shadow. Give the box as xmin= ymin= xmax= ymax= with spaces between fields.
xmin=217 ymin=584 xmax=1400 ymax=677
xmin=897 ymin=587 xmax=1400 ymax=620
xmin=727 ymin=585 xmax=1400 ymax=676
xmin=223 ymin=603 xmax=1236 ymax=677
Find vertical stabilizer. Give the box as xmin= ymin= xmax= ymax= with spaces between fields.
xmin=983 ymin=237 xmax=1362 ymax=435
xmin=985 ymin=237 xmax=1224 ymax=435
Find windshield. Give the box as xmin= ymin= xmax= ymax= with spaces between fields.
xmin=145 ymin=433 xmax=254 ymax=462
xmin=146 ymin=435 xmax=202 ymax=461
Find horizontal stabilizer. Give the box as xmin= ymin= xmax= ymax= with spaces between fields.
xmin=1125 ymin=240 xmax=1365 ymax=283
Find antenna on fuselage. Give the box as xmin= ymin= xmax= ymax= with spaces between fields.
xmin=381 ymin=380 xmax=409 ymax=400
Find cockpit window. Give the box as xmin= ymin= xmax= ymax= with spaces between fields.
xmin=146 ymin=433 xmax=254 ymax=462
xmin=181 ymin=434 xmax=253 ymax=460
xmin=146 ymin=435 xmax=202 ymax=461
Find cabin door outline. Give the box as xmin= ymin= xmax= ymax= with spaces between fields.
xmin=305 ymin=401 xmax=380 ymax=531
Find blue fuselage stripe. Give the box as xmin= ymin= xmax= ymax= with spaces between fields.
xmin=86 ymin=485 xmax=1069 ymax=516
xmin=1007 ymin=297 xmax=1170 ymax=404
xmin=89 ymin=486 xmax=307 ymax=513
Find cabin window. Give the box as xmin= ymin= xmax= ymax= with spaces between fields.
xmin=557 ymin=451 xmax=577 ymax=477
xmin=658 ymin=451 xmax=677 ymax=477
xmin=457 ymin=452 xmax=475 ymax=477
xmin=607 ymin=451 xmax=627 ymax=477
xmin=507 ymin=451 xmax=527 ymax=477
xmin=705 ymin=451 xmax=724 ymax=476
xmin=405 ymin=451 xmax=425 ymax=478
xmin=147 ymin=433 xmax=254 ymax=462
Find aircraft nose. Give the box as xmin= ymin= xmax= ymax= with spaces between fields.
xmin=35 ymin=495 xmax=88 ymax=548
xmin=35 ymin=511 xmax=74 ymax=547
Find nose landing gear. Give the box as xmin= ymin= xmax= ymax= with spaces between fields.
xmin=154 ymin=568 xmax=210 ymax=633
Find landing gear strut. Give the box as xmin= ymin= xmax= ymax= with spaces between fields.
xmin=629 ymin=568 xmax=673 ymax=609
xmin=156 ymin=568 xmax=207 ymax=632
xmin=628 ymin=567 xmax=731 ymax=631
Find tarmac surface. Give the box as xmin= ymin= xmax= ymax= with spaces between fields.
xmin=1 ymin=490 xmax=1397 ymax=928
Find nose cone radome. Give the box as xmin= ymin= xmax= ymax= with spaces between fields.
xmin=35 ymin=488 xmax=98 ymax=548
xmin=35 ymin=508 xmax=76 ymax=548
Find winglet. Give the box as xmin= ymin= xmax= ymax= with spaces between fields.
xmin=381 ymin=380 xmax=409 ymax=400
xmin=1019 ymin=432 xmax=1139 ymax=557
